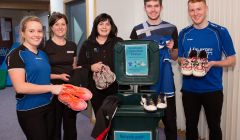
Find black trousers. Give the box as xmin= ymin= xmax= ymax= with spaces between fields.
xmin=91 ymin=90 xmax=114 ymax=115
xmin=162 ymin=96 xmax=177 ymax=140
xmin=89 ymin=81 xmax=117 ymax=115
xmin=17 ymin=103 xmax=55 ymax=140
xmin=53 ymin=96 xmax=78 ymax=140
xmin=182 ymin=90 xmax=223 ymax=140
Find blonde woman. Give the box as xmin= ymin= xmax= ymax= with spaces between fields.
xmin=7 ymin=16 xmax=62 ymax=140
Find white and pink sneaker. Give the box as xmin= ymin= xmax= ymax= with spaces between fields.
xmin=181 ymin=50 xmax=198 ymax=76
xmin=193 ymin=50 xmax=208 ymax=77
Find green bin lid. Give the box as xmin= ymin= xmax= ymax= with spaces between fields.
xmin=114 ymin=40 xmax=159 ymax=85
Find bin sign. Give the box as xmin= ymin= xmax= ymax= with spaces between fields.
xmin=114 ymin=131 xmax=152 ymax=140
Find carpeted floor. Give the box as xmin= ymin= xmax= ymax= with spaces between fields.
xmin=0 ymin=87 xmax=94 ymax=140
xmin=0 ymin=87 xmax=185 ymax=140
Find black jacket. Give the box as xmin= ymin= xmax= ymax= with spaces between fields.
xmin=91 ymin=95 xmax=121 ymax=139
xmin=77 ymin=37 xmax=123 ymax=95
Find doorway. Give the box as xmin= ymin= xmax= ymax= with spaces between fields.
xmin=66 ymin=0 xmax=87 ymax=56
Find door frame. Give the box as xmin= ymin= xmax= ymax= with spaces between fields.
xmin=64 ymin=0 xmax=96 ymax=36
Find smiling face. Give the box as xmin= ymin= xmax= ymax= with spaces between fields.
xmin=21 ymin=21 xmax=43 ymax=48
xmin=97 ymin=19 xmax=111 ymax=38
xmin=144 ymin=0 xmax=162 ymax=21
xmin=188 ymin=1 xmax=208 ymax=28
xmin=51 ymin=18 xmax=67 ymax=38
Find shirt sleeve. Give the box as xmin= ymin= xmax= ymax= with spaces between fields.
xmin=178 ymin=30 xmax=185 ymax=58
xmin=7 ymin=50 xmax=25 ymax=70
xmin=172 ymin=27 xmax=178 ymax=49
xmin=220 ymin=28 xmax=236 ymax=57
xmin=129 ymin=28 xmax=138 ymax=40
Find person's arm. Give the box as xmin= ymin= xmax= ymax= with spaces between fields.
xmin=169 ymin=27 xmax=178 ymax=61
xmin=178 ymin=57 xmax=185 ymax=66
xmin=72 ymin=42 xmax=80 ymax=69
xmin=73 ymin=56 xmax=80 ymax=69
xmin=203 ymin=26 xmax=236 ymax=71
xmin=167 ymin=40 xmax=178 ymax=61
xmin=177 ymin=29 xmax=185 ymax=65
xmin=9 ymin=69 xmax=62 ymax=95
xmin=170 ymin=49 xmax=178 ymax=61
xmin=50 ymin=73 xmax=70 ymax=81
xmin=205 ymin=55 xmax=236 ymax=72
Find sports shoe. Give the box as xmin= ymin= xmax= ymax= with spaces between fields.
xmin=140 ymin=94 xmax=157 ymax=112
xmin=62 ymin=84 xmax=92 ymax=101
xmin=58 ymin=92 xmax=87 ymax=111
xmin=93 ymin=65 xmax=116 ymax=90
xmin=193 ymin=50 xmax=208 ymax=77
xmin=181 ymin=50 xmax=198 ymax=76
xmin=140 ymin=94 xmax=148 ymax=105
xmin=58 ymin=84 xmax=92 ymax=111
xmin=154 ymin=94 xmax=167 ymax=109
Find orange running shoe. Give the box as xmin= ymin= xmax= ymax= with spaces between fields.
xmin=62 ymin=84 xmax=92 ymax=101
xmin=58 ymin=92 xmax=87 ymax=111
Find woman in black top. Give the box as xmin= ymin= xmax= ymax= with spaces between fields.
xmin=78 ymin=13 xmax=123 ymax=115
xmin=42 ymin=12 xmax=78 ymax=140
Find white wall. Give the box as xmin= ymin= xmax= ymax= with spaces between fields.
xmin=96 ymin=0 xmax=240 ymax=140
xmin=96 ymin=0 xmax=189 ymax=40
xmin=50 ymin=0 xmax=64 ymax=13
xmin=96 ymin=0 xmax=146 ymax=39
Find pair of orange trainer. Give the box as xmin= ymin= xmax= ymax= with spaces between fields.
xmin=58 ymin=84 xmax=92 ymax=111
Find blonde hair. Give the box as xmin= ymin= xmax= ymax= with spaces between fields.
xmin=19 ymin=16 xmax=43 ymax=44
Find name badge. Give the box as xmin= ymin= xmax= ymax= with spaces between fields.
xmin=67 ymin=51 xmax=74 ymax=54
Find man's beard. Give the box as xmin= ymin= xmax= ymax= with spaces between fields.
xmin=147 ymin=14 xmax=160 ymax=21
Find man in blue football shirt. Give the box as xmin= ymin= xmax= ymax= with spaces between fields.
xmin=178 ymin=0 xmax=236 ymax=140
xmin=130 ymin=0 xmax=178 ymax=140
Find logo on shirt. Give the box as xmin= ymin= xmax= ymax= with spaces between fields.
xmin=35 ymin=57 xmax=42 ymax=60
xmin=191 ymin=48 xmax=213 ymax=56
xmin=187 ymin=38 xmax=193 ymax=41
xmin=67 ymin=51 xmax=74 ymax=54
xmin=94 ymin=48 xmax=99 ymax=53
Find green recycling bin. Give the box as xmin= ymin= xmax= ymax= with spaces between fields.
xmin=0 ymin=69 xmax=7 ymax=89
xmin=109 ymin=40 xmax=163 ymax=140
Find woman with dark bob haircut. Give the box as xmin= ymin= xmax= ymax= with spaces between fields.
xmin=41 ymin=12 xmax=79 ymax=140
xmin=78 ymin=13 xmax=123 ymax=115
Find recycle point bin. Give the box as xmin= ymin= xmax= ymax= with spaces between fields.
xmin=109 ymin=40 xmax=164 ymax=140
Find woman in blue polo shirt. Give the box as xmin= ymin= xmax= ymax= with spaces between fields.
xmin=7 ymin=16 xmax=62 ymax=140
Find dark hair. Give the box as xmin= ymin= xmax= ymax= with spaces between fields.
xmin=144 ymin=0 xmax=162 ymax=6
xmin=89 ymin=13 xmax=118 ymax=40
xmin=48 ymin=12 xmax=68 ymax=36
xmin=188 ymin=0 xmax=206 ymax=4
